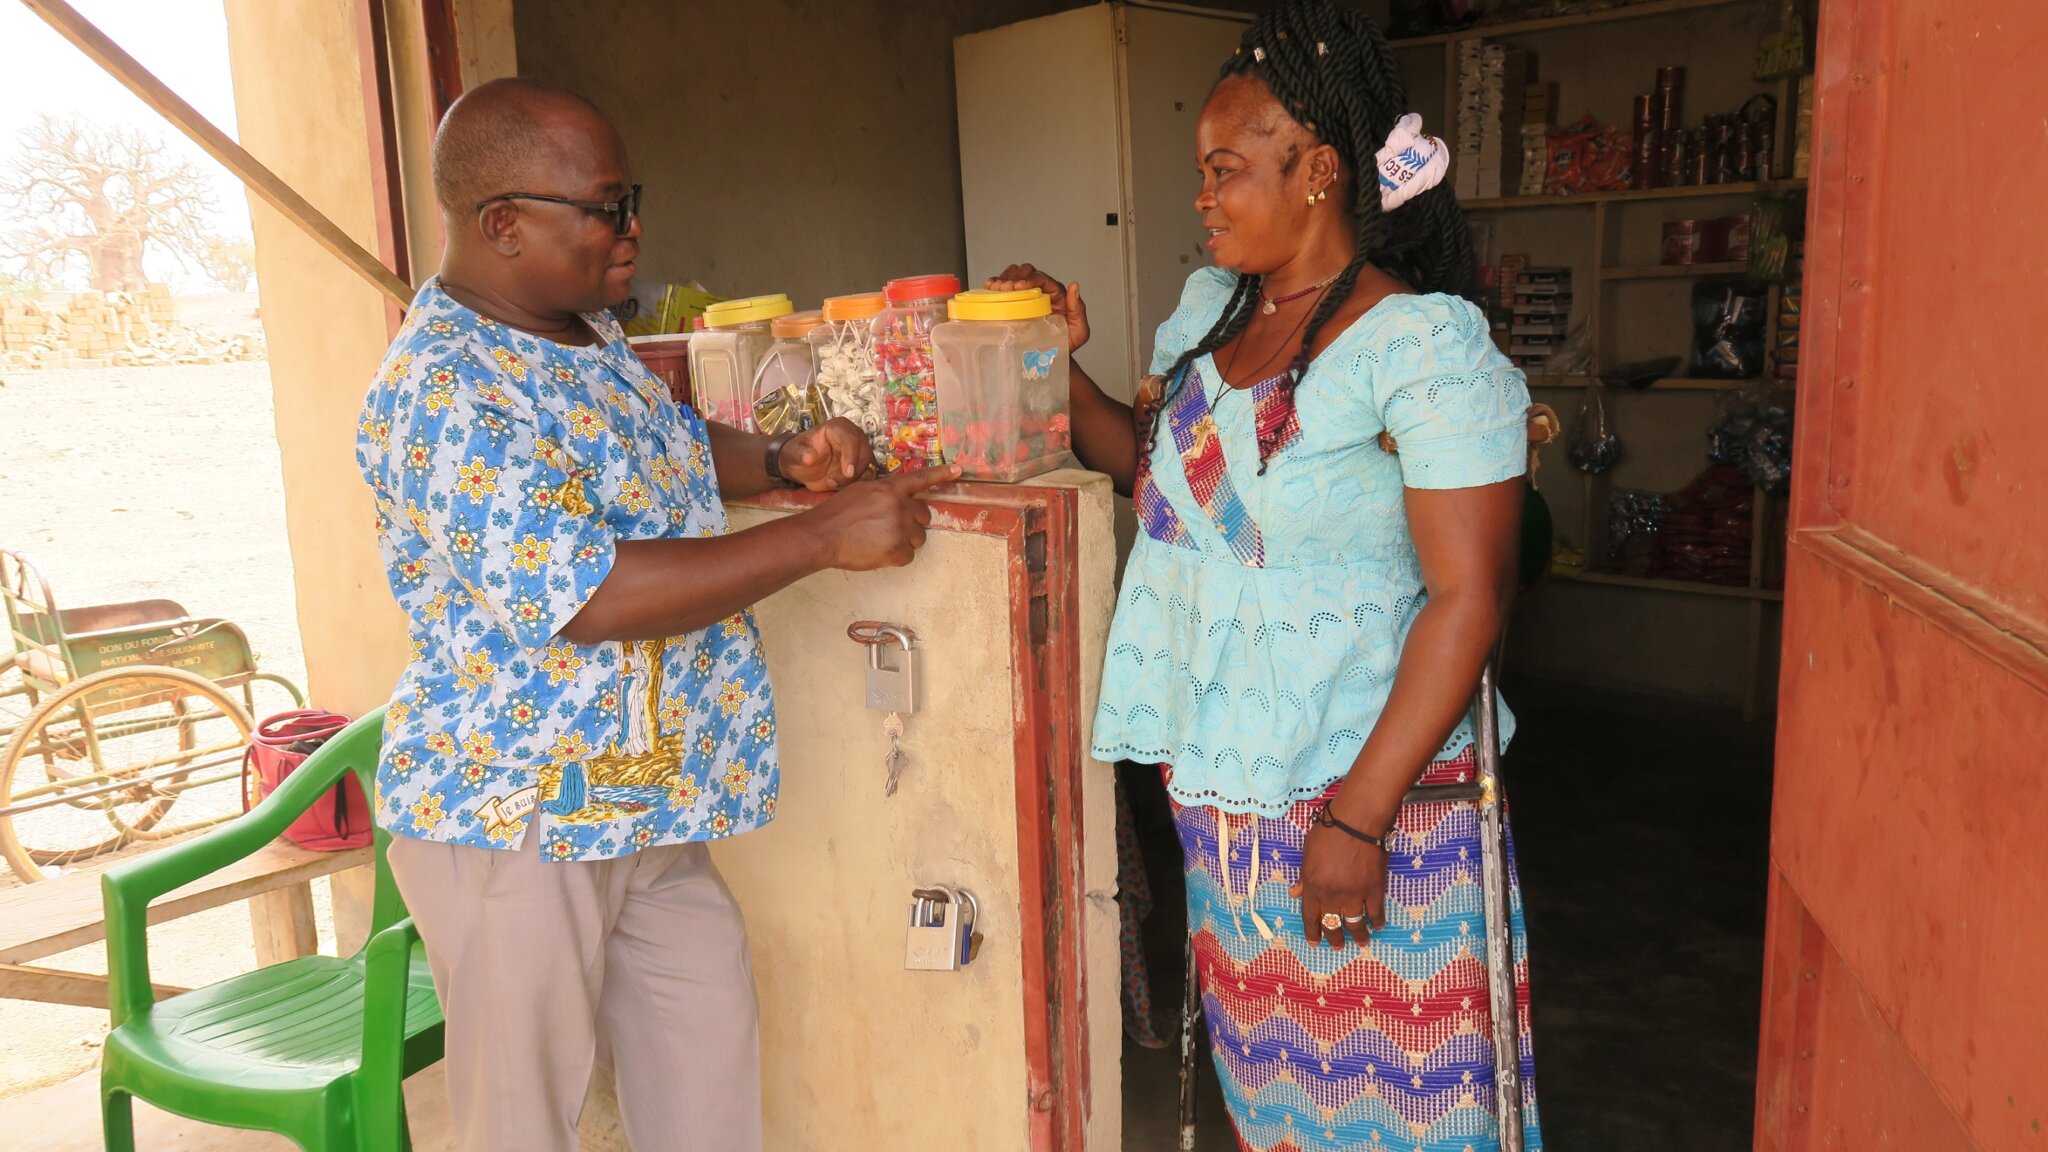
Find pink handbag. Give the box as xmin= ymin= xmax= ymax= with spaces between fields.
xmin=241 ymin=710 xmax=369 ymax=850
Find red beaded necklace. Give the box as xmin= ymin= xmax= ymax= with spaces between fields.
xmin=1259 ymin=271 xmax=1342 ymax=314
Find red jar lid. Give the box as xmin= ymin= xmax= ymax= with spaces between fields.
xmin=884 ymin=274 xmax=962 ymax=304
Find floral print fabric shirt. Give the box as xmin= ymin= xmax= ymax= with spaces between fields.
xmin=356 ymin=279 xmax=778 ymax=861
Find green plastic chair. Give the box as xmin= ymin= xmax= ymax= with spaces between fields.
xmin=98 ymin=708 xmax=443 ymax=1151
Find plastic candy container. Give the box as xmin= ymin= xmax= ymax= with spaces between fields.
xmin=810 ymin=291 xmax=886 ymax=453
xmin=870 ymin=274 xmax=960 ymax=472
xmin=930 ymin=288 xmax=1071 ymax=482
xmin=751 ymin=310 xmax=826 ymax=434
xmin=688 ymin=293 xmax=792 ymax=429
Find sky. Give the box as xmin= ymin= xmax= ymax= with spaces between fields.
xmin=0 ymin=0 xmax=251 ymax=290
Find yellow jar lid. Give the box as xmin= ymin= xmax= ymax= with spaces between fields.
xmin=702 ymin=294 xmax=794 ymax=328
xmin=947 ymin=288 xmax=1053 ymax=321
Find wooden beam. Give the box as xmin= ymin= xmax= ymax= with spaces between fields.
xmin=0 ymin=842 xmax=371 ymax=966
xmin=19 ymin=0 xmax=413 ymax=308
xmin=0 ymin=962 xmax=186 ymax=1009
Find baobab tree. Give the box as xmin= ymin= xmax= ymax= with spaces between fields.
xmin=1 ymin=115 xmax=216 ymax=292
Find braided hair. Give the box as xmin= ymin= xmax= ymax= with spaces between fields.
xmin=1147 ymin=0 xmax=1479 ymax=472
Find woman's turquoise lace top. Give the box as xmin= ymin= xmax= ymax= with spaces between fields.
xmin=1091 ymin=267 xmax=1530 ymax=814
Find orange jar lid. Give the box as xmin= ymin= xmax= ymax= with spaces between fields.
xmin=771 ymin=310 xmax=825 ymax=339
xmin=821 ymin=291 xmax=886 ymax=322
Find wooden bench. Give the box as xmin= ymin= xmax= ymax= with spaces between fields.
xmin=0 ymin=842 xmax=373 ymax=1009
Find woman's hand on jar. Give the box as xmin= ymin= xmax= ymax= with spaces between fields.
xmin=1291 ymin=820 xmax=1387 ymax=949
xmin=986 ymin=264 xmax=1089 ymax=352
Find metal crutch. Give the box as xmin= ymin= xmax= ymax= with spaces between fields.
xmin=1177 ymin=931 xmax=1199 ymax=1151
xmin=1467 ymin=657 xmax=1526 ymax=1152
xmin=1173 ymin=658 xmax=1523 ymax=1152
xmin=1405 ymin=659 xmax=1522 ymax=1150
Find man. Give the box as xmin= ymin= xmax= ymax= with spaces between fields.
xmin=355 ymin=78 xmax=957 ymax=1151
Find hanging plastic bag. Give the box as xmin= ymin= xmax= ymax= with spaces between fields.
xmin=1707 ymin=384 xmax=1795 ymax=492
xmin=1690 ymin=279 xmax=1767 ymax=379
xmin=1608 ymin=488 xmax=1672 ymax=573
xmin=1567 ymin=382 xmax=1620 ymax=474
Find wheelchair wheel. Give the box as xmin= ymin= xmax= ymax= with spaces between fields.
xmin=0 ymin=666 xmax=253 ymax=882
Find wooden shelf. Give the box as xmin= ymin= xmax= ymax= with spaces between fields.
xmin=1389 ymin=0 xmax=1759 ymax=47
xmin=1524 ymin=375 xmax=1777 ymax=391
xmin=1462 ymin=179 xmax=1805 ymax=212
xmin=1403 ymin=0 xmax=1799 ymax=717
xmin=1556 ymin=570 xmax=1785 ymax=602
xmin=1600 ymin=261 xmax=1749 ymax=279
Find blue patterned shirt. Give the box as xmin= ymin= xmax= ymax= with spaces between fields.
xmin=355 ymin=279 xmax=778 ymax=861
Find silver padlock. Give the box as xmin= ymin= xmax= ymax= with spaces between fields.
xmin=905 ymin=885 xmax=978 ymax=971
xmin=865 ymin=625 xmax=917 ymax=715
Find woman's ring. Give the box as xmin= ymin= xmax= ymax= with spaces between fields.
xmin=1342 ymin=913 xmax=1367 ymax=924
xmin=1319 ymin=912 xmax=1344 ymax=931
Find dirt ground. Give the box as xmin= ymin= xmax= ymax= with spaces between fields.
xmin=0 ymin=326 xmax=338 ymax=1097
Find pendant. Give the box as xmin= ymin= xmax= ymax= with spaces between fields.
xmin=1261 ymin=300 xmax=1278 ymax=315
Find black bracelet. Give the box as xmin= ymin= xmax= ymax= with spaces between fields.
xmin=763 ymin=432 xmax=799 ymax=487
xmin=1312 ymin=801 xmax=1387 ymax=850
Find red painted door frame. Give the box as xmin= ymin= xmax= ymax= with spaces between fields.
xmin=356 ymin=0 xmax=409 ymax=334
xmin=1757 ymin=0 xmax=2048 ymax=1148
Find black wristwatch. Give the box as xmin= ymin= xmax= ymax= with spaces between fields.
xmin=763 ymin=432 xmax=799 ymax=488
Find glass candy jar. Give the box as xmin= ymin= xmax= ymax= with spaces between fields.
xmin=869 ymin=274 xmax=960 ymax=471
xmin=688 ymin=293 xmax=792 ymax=429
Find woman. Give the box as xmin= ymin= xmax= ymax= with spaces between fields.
xmin=991 ymin=2 xmax=1543 ymax=1148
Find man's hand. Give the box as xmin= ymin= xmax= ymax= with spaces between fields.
xmin=780 ymin=418 xmax=876 ymax=491
xmin=806 ymin=463 xmax=963 ymax=571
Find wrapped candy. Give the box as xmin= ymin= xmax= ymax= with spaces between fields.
xmin=1707 ymin=391 xmax=1795 ymax=493
xmin=814 ymin=330 xmax=882 ymax=432
xmin=1609 ymin=488 xmax=1671 ymax=558
xmin=886 ymin=418 xmax=941 ymax=467
xmin=752 ymin=383 xmax=828 ymax=436
xmin=1647 ymin=465 xmax=1756 ymax=586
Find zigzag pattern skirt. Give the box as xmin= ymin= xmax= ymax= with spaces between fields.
xmin=1167 ymin=751 xmax=1544 ymax=1152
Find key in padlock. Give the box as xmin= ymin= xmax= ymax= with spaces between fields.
xmin=905 ymin=885 xmax=978 ymax=971
xmin=864 ymin=626 xmax=917 ymax=715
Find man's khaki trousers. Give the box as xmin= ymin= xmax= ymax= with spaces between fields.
xmin=388 ymin=825 xmax=762 ymax=1151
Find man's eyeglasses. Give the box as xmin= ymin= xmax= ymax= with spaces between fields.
xmin=475 ymin=184 xmax=641 ymax=236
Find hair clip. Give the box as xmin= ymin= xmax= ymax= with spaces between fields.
xmin=1253 ymin=46 xmax=1266 ymax=62
xmin=1317 ymin=41 xmax=1329 ymax=56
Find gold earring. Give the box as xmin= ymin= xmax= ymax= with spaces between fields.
xmin=1307 ymin=190 xmax=1317 ymax=206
